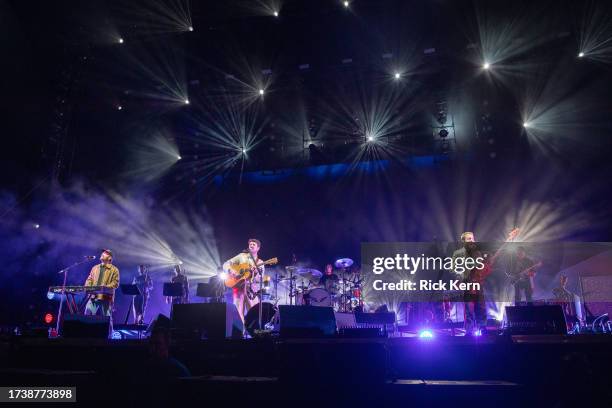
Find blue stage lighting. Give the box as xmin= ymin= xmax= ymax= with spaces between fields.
xmin=418 ymin=329 xmax=434 ymax=339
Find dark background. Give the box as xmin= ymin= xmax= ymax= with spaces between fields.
xmin=1 ymin=0 xmax=611 ymax=326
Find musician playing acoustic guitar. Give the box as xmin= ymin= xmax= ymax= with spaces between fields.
xmin=222 ymin=239 xmax=265 ymax=323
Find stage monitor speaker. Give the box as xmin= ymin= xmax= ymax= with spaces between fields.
xmin=505 ymin=305 xmax=567 ymax=335
xmin=171 ymin=303 xmax=243 ymax=339
xmin=62 ymin=315 xmax=111 ymax=338
xmin=278 ymin=305 xmax=336 ymax=338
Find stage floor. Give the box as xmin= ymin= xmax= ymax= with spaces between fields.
xmin=1 ymin=334 xmax=612 ymax=406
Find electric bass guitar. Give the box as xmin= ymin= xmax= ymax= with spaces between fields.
xmin=507 ymin=261 xmax=542 ymax=285
xmin=224 ymin=257 xmax=278 ymax=288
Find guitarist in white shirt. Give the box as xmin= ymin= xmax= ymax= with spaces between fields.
xmin=222 ymin=239 xmax=265 ymax=323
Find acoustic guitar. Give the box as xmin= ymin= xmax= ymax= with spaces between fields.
xmin=224 ymin=257 xmax=278 ymax=288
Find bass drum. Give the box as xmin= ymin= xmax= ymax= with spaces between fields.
xmin=244 ymin=302 xmax=278 ymax=337
xmin=307 ymin=288 xmax=332 ymax=307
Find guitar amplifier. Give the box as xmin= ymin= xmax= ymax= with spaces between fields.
xmin=505 ymin=305 xmax=567 ymax=335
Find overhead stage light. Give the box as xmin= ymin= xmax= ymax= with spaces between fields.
xmin=394 ymin=72 xmax=401 ymax=80
xmin=578 ymin=52 xmax=584 ymax=58
xmin=118 ymin=38 xmax=124 ymax=44
xmin=483 ymin=62 xmax=490 ymax=70
xmin=343 ymin=1 xmax=349 ymax=8
xmin=273 ymin=11 xmax=279 ymax=17
xmin=177 ymin=155 xmax=182 ymax=160
xmin=184 ymin=99 xmax=190 ymax=104
xmin=259 ymin=89 xmax=265 ymax=96
xmin=188 ymin=26 xmax=194 ymax=32
xmin=523 ymin=122 xmax=530 ymax=128
xmin=367 ymin=136 xmax=374 ymax=142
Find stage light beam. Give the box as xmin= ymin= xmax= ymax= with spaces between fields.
xmin=394 ymin=72 xmax=401 ymax=80
xmin=483 ymin=62 xmax=490 ymax=70
xmin=578 ymin=52 xmax=584 ymax=58
xmin=273 ymin=11 xmax=278 ymax=17
xmin=184 ymin=99 xmax=190 ymax=105
xmin=343 ymin=1 xmax=349 ymax=8
xmin=259 ymin=89 xmax=265 ymax=96
xmin=188 ymin=26 xmax=194 ymax=32
xmin=118 ymin=38 xmax=124 ymax=44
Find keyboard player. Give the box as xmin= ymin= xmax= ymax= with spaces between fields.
xmin=84 ymin=249 xmax=120 ymax=316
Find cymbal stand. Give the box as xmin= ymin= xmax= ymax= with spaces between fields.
xmin=287 ymin=267 xmax=295 ymax=306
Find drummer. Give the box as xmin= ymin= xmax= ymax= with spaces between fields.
xmin=319 ymin=264 xmax=339 ymax=292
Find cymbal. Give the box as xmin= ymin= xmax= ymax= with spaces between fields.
xmin=296 ymin=268 xmax=322 ymax=277
xmin=334 ymin=258 xmax=354 ymax=268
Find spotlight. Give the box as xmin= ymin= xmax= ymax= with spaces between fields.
xmin=367 ymin=136 xmax=374 ymax=142
xmin=184 ymin=99 xmax=190 ymax=104
xmin=473 ymin=329 xmax=483 ymax=337
xmin=117 ymin=105 xmax=123 ymax=111
xmin=33 ymin=223 xmax=40 ymax=229
xmin=523 ymin=122 xmax=530 ymax=128
xmin=418 ymin=329 xmax=434 ymax=339
xmin=188 ymin=26 xmax=194 ymax=32
xmin=394 ymin=72 xmax=401 ymax=80
xmin=177 ymin=155 xmax=182 ymax=160
xmin=483 ymin=62 xmax=490 ymax=70
xmin=242 ymin=148 xmax=247 ymax=154
xmin=259 ymin=89 xmax=265 ymax=96
xmin=578 ymin=52 xmax=584 ymax=58
xmin=118 ymin=38 xmax=124 ymax=44
xmin=219 ymin=271 xmax=228 ymax=281
xmin=343 ymin=1 xmax=349 ymax=7
xmin=273 ymin=11 xmax=279 ymax=17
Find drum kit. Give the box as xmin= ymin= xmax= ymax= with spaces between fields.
xmin=243 ymin=257 xmax=363 ymax=336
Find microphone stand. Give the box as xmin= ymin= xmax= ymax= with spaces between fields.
xmin=56 ymin=258 xmax=95 ymax=336
xmin=258 ymin=269 xmax=264 ymax=331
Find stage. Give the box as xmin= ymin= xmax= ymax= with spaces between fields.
xmin=2 ymin=333 xmax=611 ymax=406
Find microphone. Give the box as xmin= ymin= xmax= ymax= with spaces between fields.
xmin=84 ymin=255 xmax=96 ymax=260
